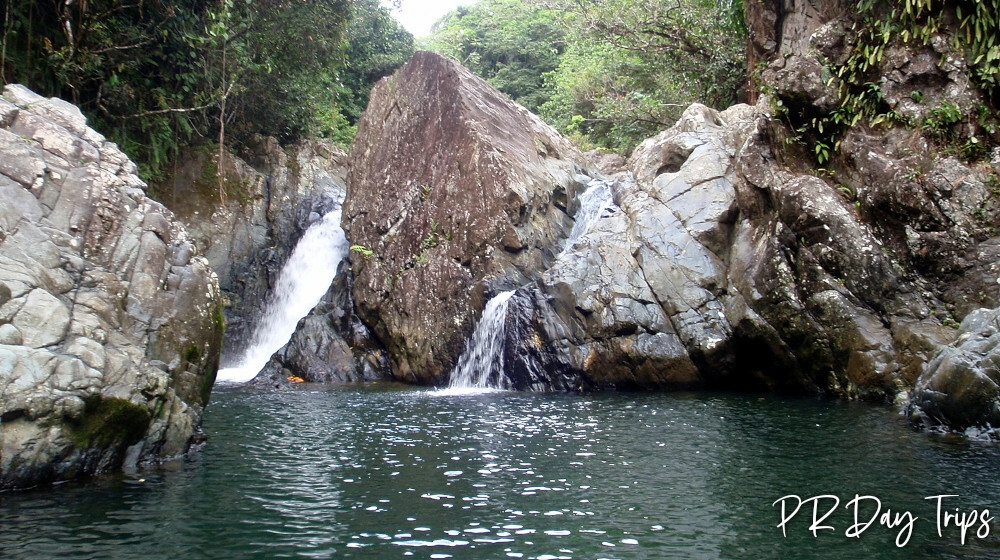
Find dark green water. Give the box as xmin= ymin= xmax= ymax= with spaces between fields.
xmin=2 ymin=384 xmax=1000 ymax=559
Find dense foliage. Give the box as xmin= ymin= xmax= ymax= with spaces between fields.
xmin=336 ymin=0 xmax=415 ymax=142
xmin=424 ymin=0 xmax=564 ymax=113
xmin=425 ymin=0 xmax=747 ymax=154
xmin=787 ymin=0 xmax=1000 ymax=165
xmin=0 ymin=0 xmax=411 ymax=180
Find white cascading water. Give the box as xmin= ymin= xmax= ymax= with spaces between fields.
xmin=446 ymin=290 xmax=517 ymax=392
xmin=561 ymin=179 xmax=615 ymax=255
xmin=216 ymin=207 xmax=348 ymax=383
xmin=444 ymin=179 xmax=618 ymax=392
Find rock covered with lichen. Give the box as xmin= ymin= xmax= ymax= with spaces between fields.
xmin=0 ymin=84 xmax=224 ymax=490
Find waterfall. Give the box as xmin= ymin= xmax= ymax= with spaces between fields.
xmin=561 ymin=179 xmax=615 ymax=255
xmin=216 ymin=207 xmax=348 ymax=384
xmin=443 ymin=180 xmax=615 ymax=392
xmin=446 ymin=290 xmax=517 ymax=391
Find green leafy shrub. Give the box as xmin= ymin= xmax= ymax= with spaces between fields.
xmin=787 ymin=0 xmax=1000 ymax=165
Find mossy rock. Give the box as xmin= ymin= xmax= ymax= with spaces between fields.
xmin=69 ymin=397 xmax=151 ymax=450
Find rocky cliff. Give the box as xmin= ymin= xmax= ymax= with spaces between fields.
xmin=486 ymin=99 xmax=953 ymax=395
xmin=153 ymin=137 xmax=349 ymax=361
xmin=743 ymin=1 xmax=1000 ymax=433
xmin=0 ymin=84 xmax=224 ymax=489
xmin=344 ymin=51 xmax=595 ymax=384
xmin=340 ymin=48 xmax=956 ymax=396
xmin=154 ymin=135 xmax=389 ymax=384
xmin=334 ymin=5 xmax=1000 ymax=436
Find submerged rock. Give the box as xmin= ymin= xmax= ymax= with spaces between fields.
xmin=0 ymin=84 xmax=224 ymax=490
xmin=343 ymin=51 xmax=595 ymax=384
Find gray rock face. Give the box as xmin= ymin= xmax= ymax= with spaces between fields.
xmin=739 ymin=1 xmax=1000 ymax=430
xmin=343 ymin=51 xmax=595 ymax=384
xmin=0 ymin=84 xmax=224 ymax=490
xmin=251 ymin=261 xmax=390 ymax=386
xmin=155 ymin=133 xmax=391 ymax=386
xmin=910 ymin=308 xmax=1000 ymax=434
xmin=727 ymin=105 xmax=952 ymax=396
xmin=483 ymin=100 xmax=954 ymax=397
xmin=507 ymin=104 xmax=754 ymax=389
xmin=153 ymin=136 xmax=349 ymax=362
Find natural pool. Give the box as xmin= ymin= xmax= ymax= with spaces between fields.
xmin=2 ymin=384 xmax=999 ymax=559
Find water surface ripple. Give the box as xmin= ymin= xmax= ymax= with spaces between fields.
xmin=2 ymin=385 xmax=1000 ymax=559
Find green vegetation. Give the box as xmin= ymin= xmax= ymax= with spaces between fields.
xmin=334 ymin=0 xmax=415 ymax=143
xmin=350 ymin=244 xmax=376 ymax=259
xmin=0 ymin=0 xmax=412 ymax=182
xmin=425 ymin=0 xmax=564 ymax=113
xmin=789 ymin=0 xmax=1000 ymax=165
xmin=6 ymin=0 xmax=994 ymax=177
xmin=853 ymin=0 xmax=1000 ymax=96
xmin=415 ymin=220 xmax=440 ymax=266
xmin=69 ymin=397 xmax=151 ymax=450
xmin=921 ymin=100 xmax=964 ymax=141
xmin=425 ymin=0 xmax=747 ymax=154
xmin=0 ymin=0 xmax=745 ymax=168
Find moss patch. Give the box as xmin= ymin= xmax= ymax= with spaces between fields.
xmin=185 ymin=345 xmax=202 ymax=364
xmin=69 ymin=397 xmax=151 ymax=450
xmin=146 ymin=145 xmax=260 ymax=217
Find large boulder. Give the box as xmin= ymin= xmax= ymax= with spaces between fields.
xmin=343 ymin=51 xmax=595 ymax=384
xmin=0 ymin=84 xmax=224 ymax=490
xmin=727 ymin=104 xmax=953 ymax=396
xmin=909 ymin=308 xmax=1000 ymax=435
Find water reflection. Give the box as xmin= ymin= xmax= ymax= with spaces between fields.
xmin=1 ymin=386 xmax=999 ymax=559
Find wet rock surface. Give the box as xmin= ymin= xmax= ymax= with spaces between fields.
xmin=0 ymin=84 xmax=224 ymax=489
xmin=343 ymin=51 xmax=595 ymax=384
xmin=909 ymin=307 xmax=1000 ymax=434
xmin=495 ymin=102 xmax=953 ymax=395
xmin=155 ymin=137 xmax=348 ymax=361
xmin=160 ymin=140 xmax=391 ymax=385
xmin=253 ymin=261 xmax=390 ymax=385
xmin=505 ymin=105 xmax=752 ymax=390
xmin=128 ymin=2 xmax=996 ymax=448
